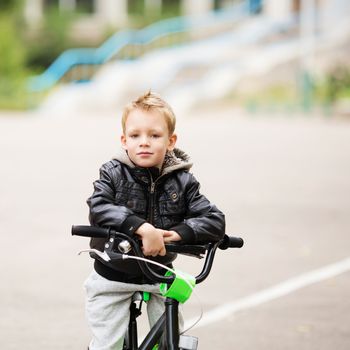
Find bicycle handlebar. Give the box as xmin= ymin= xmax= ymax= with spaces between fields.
xmin=72 ymin=225 xmax=244 ymax=284
xmin=72 ymin=225 xmax=110 ymax=238
xmin=218 ymin=234 xmax=244 ymax=249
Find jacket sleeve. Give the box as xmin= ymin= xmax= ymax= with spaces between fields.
xmin=171 ymin=174 xmax=225 ymax=243
xmin=87 ymin=163 xmax=146 ymax=236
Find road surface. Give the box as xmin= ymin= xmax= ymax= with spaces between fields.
xmin=1 ymin=107 xmax=349 ymax=349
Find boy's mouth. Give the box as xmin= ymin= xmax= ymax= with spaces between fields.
xmin=137 ymin=152 xmax=153 ymax=155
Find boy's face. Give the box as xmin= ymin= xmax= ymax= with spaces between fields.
xmin=121 ymin=108 xmax=177 ymax=169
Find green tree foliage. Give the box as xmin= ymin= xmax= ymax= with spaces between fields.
xmin=0 ymin=4 xmax=29 ymax=109
xmin=0 ymin=14 xmax=26 ymax=77
xmin=25 ymin=8 xmax=74 ymax=70
xmin=0 ymin=0 xmax=17 ymax=10
xmin=324 ymin=67 xmax=350 ymax=103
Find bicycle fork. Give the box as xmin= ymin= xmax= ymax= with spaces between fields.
xmin=137 ymin=298 xmax=179 ymax=350
xmin=126 ymin=294 xmax=197 ymax=350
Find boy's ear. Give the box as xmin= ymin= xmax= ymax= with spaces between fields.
xmin=121 ymin=134 xmax=127 ymax=150
xmin=167 ymin=133 xmax=177 ymax=151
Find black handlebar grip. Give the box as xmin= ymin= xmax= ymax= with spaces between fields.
xmin=71 ymin=225 xmax=109 ymax=238
xmin=228 ymin=236 xmax=244 ymax=248
xmin=219 ymin=235 xmax=244 ymax=250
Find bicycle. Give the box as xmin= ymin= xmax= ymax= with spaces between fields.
xmin=72 ymin=225 xmax=244 ymax=350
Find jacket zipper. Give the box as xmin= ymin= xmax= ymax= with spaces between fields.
xmin=150 ymin=181 xmax=156 ymax=193
xmin=148 ymin=171 xmax=155 ymax=224
xmin=147 ymin=170 xmax=165 ymax=224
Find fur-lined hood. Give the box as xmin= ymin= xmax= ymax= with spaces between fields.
xmin=112 ymin=148 xmax=193 ymax=175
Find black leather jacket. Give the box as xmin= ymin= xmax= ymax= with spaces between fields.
xmin=87 ymin=148 xmax=225 ymax=282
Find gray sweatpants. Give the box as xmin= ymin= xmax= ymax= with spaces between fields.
xmin=84 ymin=270 xmax=181 ymax=350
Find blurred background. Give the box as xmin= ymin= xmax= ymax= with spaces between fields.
xmin=1 ymin=0 xmax=350 ymax=349
xmin=1 ymin=0 xmax=350 ymax=114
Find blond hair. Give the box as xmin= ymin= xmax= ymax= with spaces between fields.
xmin=122 ymin=91 xmax=176 ymax=135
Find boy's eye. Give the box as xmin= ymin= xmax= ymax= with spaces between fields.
xmin=151 ymin=134 xmax=160 ymax=138
xmin=130 ymin=134 xmax=138 ymax=138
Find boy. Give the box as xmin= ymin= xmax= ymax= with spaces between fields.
xmin=84 ymin=91 xmax=225 ymax=349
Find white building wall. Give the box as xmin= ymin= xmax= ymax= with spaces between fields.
xmin=318 ymin=0 xmax=350 ymax=32
xmin=263 ymin=0 xmax=293 ymax=22
xmin=24 ymin=0 xmax=44 ymax=26
xmin=181 ymin=0 xmax=214 ymax=16
xmin=94 ymin=0 xmax=128 ymax=27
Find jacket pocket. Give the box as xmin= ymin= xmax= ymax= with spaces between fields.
xmin=124 ymin=198 xmax=147 ymax=214
xmin=159 ymin=190 xmax=186 ymax=216
xmin=114 ymin=181 xmax=147 ymax=215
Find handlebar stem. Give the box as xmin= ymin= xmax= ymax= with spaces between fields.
xmin=106 ymin=230 xmax=175 ymax=284
xmin=106 ymin=230 xmax=219 ymax=285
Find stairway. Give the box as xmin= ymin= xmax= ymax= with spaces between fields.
xmin=36 ymin=8 xmax=350 ymax=116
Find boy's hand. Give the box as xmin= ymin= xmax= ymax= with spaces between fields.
xmin=135 ymin=223 xmax=166 ymax=257
xmin=163 ymin=230 xmax=182 ymax=243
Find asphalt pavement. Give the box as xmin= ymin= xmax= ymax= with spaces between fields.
xmin=0 ymin=107 xmax=349 ymax=349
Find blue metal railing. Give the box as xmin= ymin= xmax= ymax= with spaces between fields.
xmin=27 ymin=0 xmax=262 ymax=92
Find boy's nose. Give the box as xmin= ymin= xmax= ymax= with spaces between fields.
xmin=139 ymin=137 xmax=150 ymax=146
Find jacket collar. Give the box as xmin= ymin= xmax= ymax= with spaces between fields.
xmin=112 ymin=148 xmax=193 ymax=175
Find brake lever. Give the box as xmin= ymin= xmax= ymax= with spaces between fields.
xmin=78 ymin=248 xmax=111 ymax=262
xmin=78 ymin=248 xmax=125 ymax=262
